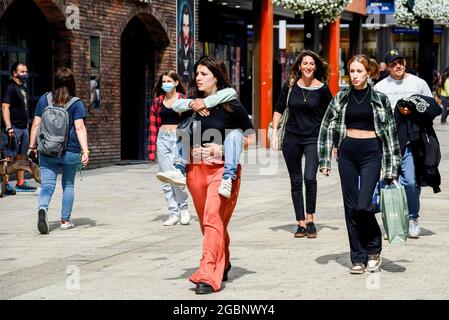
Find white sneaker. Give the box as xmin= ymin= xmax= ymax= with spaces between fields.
xmin=156 ymin=169 xmax=186 ymax=186
xmin=60 ymin=220 xmax=75 ymax=230
xmin=383 ymin=233 xmax=388 ymax=241
xmin=408 ymin=219 xmax=420 ymax=238
xmin=180 ymin=209 xmax=191 ymax=225
xmin=163 ymin=215 xmax=180 ymax=226
xmin=367 ymin=253 xmax=382 ymax=272
xmin=218 ymin=177 xmax=232 ymax=198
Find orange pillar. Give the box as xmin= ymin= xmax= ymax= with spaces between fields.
xmin=328 ymin=18 xmax=340 ymax=95
xmin=254 ymin=0 xmax=273 ymax=147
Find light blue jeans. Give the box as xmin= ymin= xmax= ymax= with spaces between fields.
xmin=39 ymin=152 xmax=80 ymax=221
xmin=175 ymin=129 xmax=244 ymax=180
xmin=399 ymin=146 xmax=421 ymax=220
xmin=157 ymin=130 xmax=188 ymax=217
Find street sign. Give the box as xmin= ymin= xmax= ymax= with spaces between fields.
xmin=367 ymin=0 xmax=395 ymax=14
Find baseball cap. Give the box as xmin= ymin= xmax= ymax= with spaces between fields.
xmin=385 ymin=49 xmax=405 ymax=65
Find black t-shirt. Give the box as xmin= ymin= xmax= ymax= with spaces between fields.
xmin=191 ymin=99 xmax=254 ymax=146
xmin=1 ymin=80 xmax=29 ymax=129
xmin=275 ymin=83 xmax=333 ymax=144
xmin=345 ymin=86 xmax=375 ymax=131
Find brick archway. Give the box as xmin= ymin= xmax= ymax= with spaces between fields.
xmin=1 ymin=0 xmax=67 ymax=25
xmin=119 ymin=5 xmax=171 ymax=48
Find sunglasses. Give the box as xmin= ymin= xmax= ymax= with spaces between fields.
xmin=388 ymin=59 xmax=405 ymax=67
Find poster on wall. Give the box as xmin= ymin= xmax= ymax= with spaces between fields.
xmin=177 ymin=0 xmax=195 ymax=85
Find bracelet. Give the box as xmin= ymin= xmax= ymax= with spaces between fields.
xmin=82 ymin=150 xmax=90 ymax=155
xmin=29 ymin=146 xmax=37 ymax=150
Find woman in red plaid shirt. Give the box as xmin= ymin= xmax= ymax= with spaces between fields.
xmin=147 ymin=71 xmax=191 ymax=226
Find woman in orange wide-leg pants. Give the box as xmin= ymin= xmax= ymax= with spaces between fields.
xmin=187 ymin=162 xmax=241 ymax=292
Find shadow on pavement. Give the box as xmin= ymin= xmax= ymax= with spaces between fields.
xmin=269 ymin=223 xmax=339 ymax=234
xmin=167 ymin=265 xmax=257 ymax=283
xmin=48 ymin=218 xmax=98 ymax=231
xmin=419 ymin=227 xmax=436 ymax=236
xmin=315 ymin=252 xmax=409 ymax=273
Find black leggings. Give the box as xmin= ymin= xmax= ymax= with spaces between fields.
xmin=338 ymin=137 xmax=382 ymax=265
xmin=282 ymin=133 xmax=319 ymax=221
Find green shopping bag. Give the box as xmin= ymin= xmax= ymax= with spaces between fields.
xmin=380 ymin=182 xmax=409 ymax=245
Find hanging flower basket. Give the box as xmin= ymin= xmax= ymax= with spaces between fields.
xmin=272 ymin=0 xmax=351 ymax=24
xmin=395 ymin=0 xmax=449 ymax=28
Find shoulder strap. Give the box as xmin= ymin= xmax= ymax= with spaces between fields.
xmin=65 ymin=97 xmax=80 ymax=110
xmin=46 ymin=92 xmax=53 ymax=106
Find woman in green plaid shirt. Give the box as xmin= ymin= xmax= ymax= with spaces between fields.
xmin=318 ymin=55 xmax=401 ymax=274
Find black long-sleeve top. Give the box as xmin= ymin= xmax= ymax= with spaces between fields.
xmin=275 ymin=82 xmax=333 ymax=144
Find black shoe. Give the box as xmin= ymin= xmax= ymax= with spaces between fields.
xmin=306 ymin=222 xmax=317 ymax=238
xmin=195 ymin=282 xmax=214 ymax=294
xmin=222 ymin=262 xmax=232 ymax=282
xmin=37 ymin=208 xmax=49 ymax=235
xmin=294 ymin=226 xmax=307 ymax=238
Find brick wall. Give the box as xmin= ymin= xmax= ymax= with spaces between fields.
xmin=0 ymin=0 xmax=191 ymax=168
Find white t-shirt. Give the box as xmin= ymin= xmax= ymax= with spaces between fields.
xmin=374 ymin=74 xmax=432 ymax=109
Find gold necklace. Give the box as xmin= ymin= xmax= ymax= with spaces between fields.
xmin=352 ymin=87 xmax=370 ymax=105
xmin=301 ymin=87 xmax=311 ymax=102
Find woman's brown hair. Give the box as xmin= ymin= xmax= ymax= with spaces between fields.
xmin=289 ymin=50 xmax=329 ymax=84
xmin=347 ymin=54 xmax=380 ymax=82
xmin=53 ymin=67 xmax=76 ymax=106
xmin=189 ymin=56 xmax=233 ymax=112
xmin=153 ymin=70 xmax=186 ymax=97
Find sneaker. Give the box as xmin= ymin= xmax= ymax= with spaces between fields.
xmin=16 ymin=181 xmax=37 ymax=192
xmin=37 ymin=208 xmax=49 ymax=234
xmin=218 ymin=177 xmax=232 ymax=198
xmin=408 ymin=219 xmax=420 ymax=238
xmin=4 ymin=183 xmax=16 ymax=195
xmin=294 ymin=225 xmax=307 ymax=238
xmin=350 ymin=263 xmax=366 ymax=274
xmin=60 ymin=219 xmax=75 ymax=230
xmin=180 ymin=209 xmax=191 ymax=225
xmin=367 ymin=253 xmax=382 ymax=272
xmin=156 ymin=169 xmax=186 ymax=186
xmin=383 ymin=233 xmax=388 ymax=241
xmin=306 ymin=221 xmax=317 ymax=238
xmin=163 ymin=215 xmax=180 ymax=226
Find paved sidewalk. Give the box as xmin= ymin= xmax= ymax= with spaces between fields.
xmin=1 ymin=122 xmax=449 ymax=300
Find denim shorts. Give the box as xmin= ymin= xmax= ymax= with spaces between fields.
xmin=2 ymin=128 xmax=29 ymax=157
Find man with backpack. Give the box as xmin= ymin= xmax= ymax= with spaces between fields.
xmin=1 ymin=62 xmax=37 ymax=194
xmin=29 ymin=67 xmax=89 ymax=234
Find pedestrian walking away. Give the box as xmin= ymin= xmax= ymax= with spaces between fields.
xmin=374 ymin=49 xmax=433 ymax=238
xmin=183 ymin=56 xmax=255 ymax=294
xmin=148 ymin=70 xmax=191 ymax=226
xmin=318 ymin=54 xmax=401 ymax=274
xmin=29 ymin=67 xmax=89 ymax=234
xmin=271 ymin=50 xmax=333 ymax=238
xmin=1 ymin=61 xmax=37 ymax=195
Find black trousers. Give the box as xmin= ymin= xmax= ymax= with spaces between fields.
xmin=338 ymin=137 xmax=382 ymax=265
xmin=282 ymin=133 xmax=319 ymax=221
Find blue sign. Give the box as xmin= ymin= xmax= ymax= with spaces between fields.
xmin=367 ymin=0 xmax=395 ymax=15
xmin=393 ymin=27 xmax=444 ymax=35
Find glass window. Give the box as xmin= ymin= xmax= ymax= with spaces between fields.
xmin=90 ymin=36 xmax=100 ymax=69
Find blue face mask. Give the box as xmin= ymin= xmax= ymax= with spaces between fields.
xmin=18 ymin=74 xmax=28 ymax=82
xmin=162 ymin=83 xmax=175 ymax=93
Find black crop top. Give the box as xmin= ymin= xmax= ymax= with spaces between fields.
xmin=345 ymin=86 xmax=375 ymax=131
xmin=160 ymin=103 xmax=181 ymax=125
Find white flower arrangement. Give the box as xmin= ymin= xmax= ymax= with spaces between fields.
xmin=394 ymin=0 xmax=449 ymax=28
xmin=272 ymin=0 xmax=351 ymax=24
